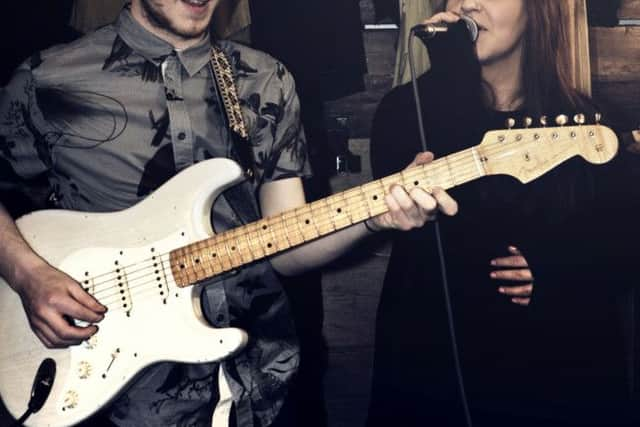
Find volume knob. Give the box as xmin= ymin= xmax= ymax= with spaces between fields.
xmin=63 ymin=390 xmax=79 ymax=409
xmin=78 ymin=361 xmax=92 ymax=379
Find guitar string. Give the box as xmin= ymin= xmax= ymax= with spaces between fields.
xmin=31 ymin=131 xmax=591 ymax=303
xmin=0 ymin=129 xmax=599 ymax=364
xmin=88 ymin=161 xmax=491 ymax=306
xmin=91 ymin=128 xmax=602 ymax=307
xmin=85 ymin=153 xmax=484 ymax=293
xmin=81 ymin=132 xmax=581 ymax=300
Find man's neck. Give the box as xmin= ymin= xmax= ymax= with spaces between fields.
xmin=130 ymin=2 xmax=206 ymax=50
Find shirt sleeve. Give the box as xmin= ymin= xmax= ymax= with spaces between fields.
xmin=255 ymin=63 xmax=312 ymax=183
xmin=0 ymin=61 xmax=57 ymax=184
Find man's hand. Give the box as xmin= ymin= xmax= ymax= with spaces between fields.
xmin=490 ymin=246 xmax=534 ymax=306
xmin=369 ymin=152 xmax=458 ymax=231
xmin=15 ymin=261 xmax=107 ymax=348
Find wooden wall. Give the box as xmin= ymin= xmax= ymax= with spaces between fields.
xmin=321 ymin=1 xmax=640 ymax=426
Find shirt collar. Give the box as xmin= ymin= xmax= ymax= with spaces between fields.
xmin=114 ymin=8 xmax=212 ymax=77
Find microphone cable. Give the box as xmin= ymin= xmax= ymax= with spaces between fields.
xmin=407 ymin=28 xmax=473 ymax=427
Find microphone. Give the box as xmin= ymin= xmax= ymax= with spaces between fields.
xmin=411 ymin=15 xmax=479 ymax=43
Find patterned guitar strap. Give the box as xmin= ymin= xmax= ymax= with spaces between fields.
xmin=209 ymin=44 xmax=256 ymax=182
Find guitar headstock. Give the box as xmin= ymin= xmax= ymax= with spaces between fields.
xmin=478 ymin=114 xmax=618 ymax=183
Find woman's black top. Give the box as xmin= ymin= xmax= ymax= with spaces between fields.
xmin=366 ymin=26 xmax=639 ymax=427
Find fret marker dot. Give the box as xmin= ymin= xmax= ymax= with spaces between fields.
xmin=267 ymin=243 xmax=273 ymax=248
xmin=373 ymin=195 xmax=378 ymax=201
xmin=305 ymin=219 xmax=310 ymax=225
xmin=414 ymin=181 xmax=419 ymax=186
xmin=337 ymin=208 xmax=342 ymax=213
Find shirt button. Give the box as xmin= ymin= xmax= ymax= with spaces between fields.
xmin=177 ymin=132 xmax=186 ymax=140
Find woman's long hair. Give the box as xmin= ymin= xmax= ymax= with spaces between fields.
xmin=521 ymin=0 xmax=590 ymax=116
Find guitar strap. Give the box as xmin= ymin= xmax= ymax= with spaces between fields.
xmin=208 ymin=43 xmax=261 ymax=224
xmin=209 ymin=44 xmax=257 ymax=183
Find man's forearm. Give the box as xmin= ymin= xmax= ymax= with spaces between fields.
xmin=269 ymin=220 xmax=375 ymax=276
xmin=0 ymin=203 xmax=46 ymax=291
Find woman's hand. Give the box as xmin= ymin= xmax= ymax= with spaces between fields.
xmin=490 ymin=246 xmax=534 ymax=306
xmin=368 ymin=152 xmax=458 ymax=232
xmin=420 ymin=10 xmax=462 ymax=27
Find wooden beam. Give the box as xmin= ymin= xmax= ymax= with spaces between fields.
xmin=590 ymin=27 xmax=640 ymax=82
xmin=619 ymin=0 xmax=640 ymax=19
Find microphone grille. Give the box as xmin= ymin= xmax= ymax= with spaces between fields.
xmin=460 ymin=15 xmax=479 ymax=43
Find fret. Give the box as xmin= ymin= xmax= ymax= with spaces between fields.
xmin=279 ymin=212 xmax=292 ymax=248
xmin=212 ymin=239 xmax=233 ymax=271
xmin=326 ymin=193 xmax=352 ymax=229
xmin=257 ymin=220 xmax=279 ymax=256
xmin=360 ymin=180 xmax=386 ymax=218
xmin=310 ymin=199 xmax=335 ymax=236
xmin=282 ymin=209 xmax=306 ymax=245
xmin=245 ymin=222 xmax=266 ymax=260
xmin=345 ymin=187 xmax=370 ymax=223
xmin=270 ymin=216 xmax=290 ymax=252
xmin=224 ymin=238 xmax=243 ymax=269
xmin=295 ymin=204 xmax=319 ymax=241
xmin=233 ymin=227 xmax=254 ymax=265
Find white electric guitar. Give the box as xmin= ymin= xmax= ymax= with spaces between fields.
xmin=0 ymin=120 xmax=618 ymax=426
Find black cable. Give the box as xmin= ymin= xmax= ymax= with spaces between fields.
xmin=10 ymin=409 xmax=31 ymax=427
xmin=408 ymin=31 xmax=473 ymax=427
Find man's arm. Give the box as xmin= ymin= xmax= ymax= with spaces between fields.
xmin=0 ymin=202 xmax=106 ymax=348
xmin=262 ymin=153 xmax=458 ymax=276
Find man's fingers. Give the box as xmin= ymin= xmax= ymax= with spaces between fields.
xmin=409 ymin=151 xmax=434 ymax=167
xmin=499 ymin=284 xmax=533 ymax=297
xmin=431 ymin=187 xmax=458 ymax=216
xmin=57 ymin=295 xmax=105 ymax=324
xmin=508 ymin=246 xmax=522 ymax=255
xmin=47 ymin=312 xmax=97 ymax=343
xmin=68 ymin=284 xmax=107 ymax=315
xmin=491 ymin=255 xmax=528 ymax=268
xmin=511 ymin=298 xmax=531 ymax=306
xmin=33 ymin=327 xmax=55 ymax=349
xmin=384 ymin=191 xmax=413 ymax=230
xmin=31 ymin=316 xmax=78 ymax=348
xmin=490 ymin=268 xmax=533 ymax=282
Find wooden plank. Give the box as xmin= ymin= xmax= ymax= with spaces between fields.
xmin=590 ymin=27 xmax=640 ymax=82
xmin=619 ymin=0 xmax=640 ymax=19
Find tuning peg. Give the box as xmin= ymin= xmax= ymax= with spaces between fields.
xmin=555 ymin=114 xmax=569 ymax=126
xmin=505 ymin=118 xmax=516 ymax=130
xmin=573 ymin=114 xmax=586 ymax=125
xmin=595 ymin=113 xmax=602 ymax=124
xmin=540 ymin=116 xmax=548 ymax=127
xmin=523 ymin=117 xmax=533 ymax=128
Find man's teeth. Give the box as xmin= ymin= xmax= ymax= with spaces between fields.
xmin=183 ymin=0 xmax=208 ymax=6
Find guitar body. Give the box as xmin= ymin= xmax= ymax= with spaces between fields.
xmin=0 ymin=158 xmax=249 ymax=427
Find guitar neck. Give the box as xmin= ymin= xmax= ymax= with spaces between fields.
xmin=169 ymin=147 xmax=486 ymax=287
